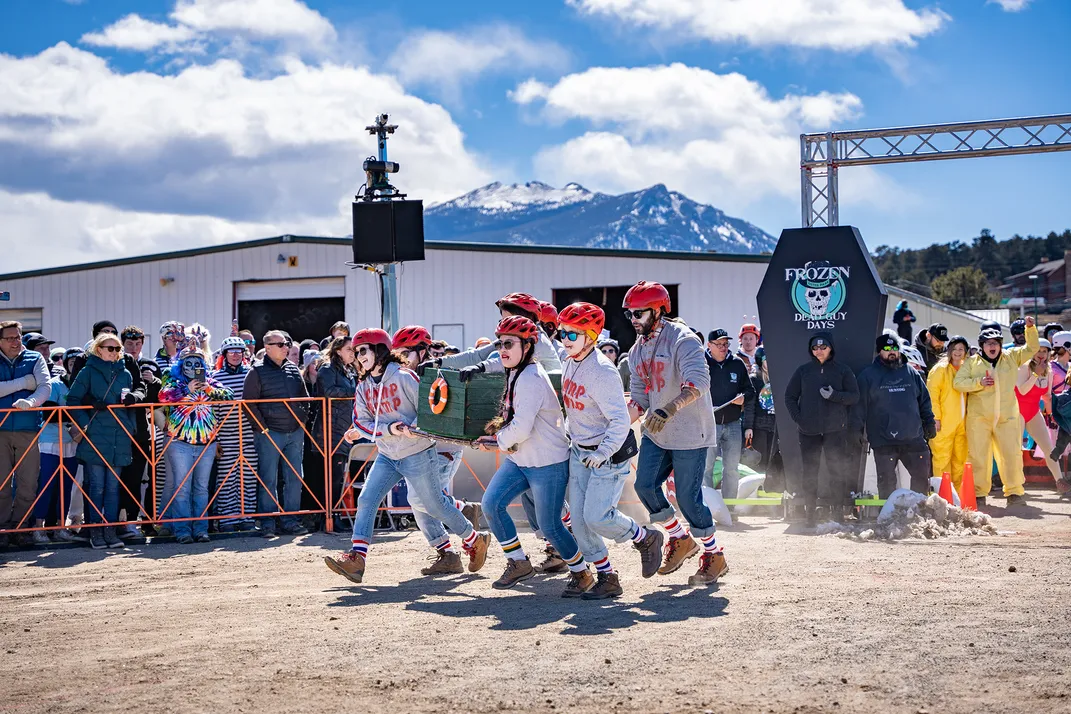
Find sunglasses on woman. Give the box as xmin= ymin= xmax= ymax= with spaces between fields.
xmin=498 ymin=338 xmax=521 ymax=351
xmin=355 ymin=345 xmax=375 ymax=357
xmin=600 ymin=346 xmax=617 ymax=355
xmin=623 ymin=308 xmax=651 ymax=320
xmin=558 ymin=329 xmax=582 ymax=342
xmin=101 ymin=345 xmax=122 ymax=353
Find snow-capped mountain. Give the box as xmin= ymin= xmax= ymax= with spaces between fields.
xmin=424 ymin=181 xmax=777 ymax=254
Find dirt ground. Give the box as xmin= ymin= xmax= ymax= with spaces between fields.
xmin=2 ymin=492 xmax=1070 ymax=714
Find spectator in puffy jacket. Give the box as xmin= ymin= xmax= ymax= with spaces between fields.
xmin=854 ymin=334 xmax=936 ymax=498
xmin=784 ymin=332 xmax=859 ymax=526
xmin=315 ymin=336 xmax=357 ymax=525
xmin=747 ymin=348 xmax=782 ymax=489
xmin=66 ymin=332 xmax=136 ymax=550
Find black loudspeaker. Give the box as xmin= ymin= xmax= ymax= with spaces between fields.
xmin=352 ymin=200 xmax=425 ymax=264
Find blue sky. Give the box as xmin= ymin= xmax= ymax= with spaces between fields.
xmin=0 ymin=0 xmax=1068 ymax=271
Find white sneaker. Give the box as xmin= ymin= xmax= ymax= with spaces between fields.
xmin=31 ymin=530 xmax=50 ymax=546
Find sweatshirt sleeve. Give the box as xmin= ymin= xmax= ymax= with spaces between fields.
xmin=592 ymin=366 xmax=631 ymax=463
xmin=739 ymin=363 xmax=756 ymax=429
xmin=628 ymin=352 xmax=649 ymax=412
xmin=205 ymin=378 xmax=233 ymax=402
xmin=125 ymin=356 xmax=146 ymax=403
xmin=1009 ymin=325 xmax=1041 ymax=367
xmin=828 ymin=364 xmax=859 ymax=405
xmin=494 ymin=372 xmax=542 ymax=453
xmin=674 ymin=333 xmax=710 ymax=395
xmin=24 ymin=353 xmax=52 ymax=407
xmin=784 ymin=367 xmax=803 ymax=424
xmin=439 ymin=343 xmax=496 ymax=370
xmin=398 ymin=370 xmax=420 ymax=428
xmin=353 ymin=382 xmax=384 ymax=439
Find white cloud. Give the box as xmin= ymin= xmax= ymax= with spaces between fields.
xmin=568 ymin=0 xmax=948 ymax=51
xmin=512 ymin=63 xmax=906 ymax=215
xmin=171 ymin=0 xmax=336 ymax=44
xmin=78 ymin=0 xmax=336 ymax=55
xmin=0 ymin=42 xmax=494 ymax=271
xmin=988 ymin=0 xmax=1032 ymax=11
xmin=81 ymin=14 xmax=198 ymax=52
xmin=387 ymin=25 xmax=568 ymax=100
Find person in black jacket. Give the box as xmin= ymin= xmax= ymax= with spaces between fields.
xmin=854 ymin=334 xmax=937 ymax=498
xmin=704 ymin=329 xmax=755 ymax=499
xmin=747 ymin=347 xmax=782 ymax=490
xmin=784 ymin=332 xmax=860 ymax=525
xmin=243 ymin=330 xmax=311 ymax=537
xmin=892 ymin=300 xmax=916 ymax=342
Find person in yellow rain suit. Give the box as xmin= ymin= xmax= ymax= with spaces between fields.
xmin=927 ymin=335 xmax=970 ymax=491
xmin=953 ymin=317 xmax=1039 ymax=507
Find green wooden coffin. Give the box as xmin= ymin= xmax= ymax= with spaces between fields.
xmin=417 ymin=369 xmax=565 ymax=441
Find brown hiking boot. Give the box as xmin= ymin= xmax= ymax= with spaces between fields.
xmin=1056 ymin=479 xmax=1071 ymax=495
xmin=537 ymin=544 xmax=568 ymax=574
xmin=657 ymin=535 xmax=700 ymax=575
xmin=421 ymin=550 xmax=463 ymax=576
xmin=461 ymin=501 xmax=483 ymax=529
xmin=583 ymin=571 xmax=623 ymax=600
xmin=464 ymin=532 xmax=491 ymax=573
xmin=492 ymin=557 xmax=535 ymax=590
xmin=561 ymin=569 xmax=595 ymax=598
xmin=633 ymin=529 xmax=664 ymax=578
xmin=688 ymin=552 xmax=728 ymax=586
xmin=324 ymin=551 xmax=365 ymax=583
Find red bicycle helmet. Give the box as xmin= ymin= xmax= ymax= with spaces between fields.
xmin=538 ymin=301 xmax=559 ymax=327
xmin=623 ymin=281 xmax=671 ymax=314
xmin=495 ymin=316 xmax=539 ymax=341
xmin=495 ymin=292 xmax=542 ymax=319
xmin=352 ymin=328 xmax=392 ymax=349
xmin=392 ymin=325 xmax=433 ymax=350
xmin=559 ymin=302 xmax=605 ymax=338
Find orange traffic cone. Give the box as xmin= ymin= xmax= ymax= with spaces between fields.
xmin=938 ymin=471 xmax=954 ymax=503
xmin=960 ymin=463 xmax=977 ymax=511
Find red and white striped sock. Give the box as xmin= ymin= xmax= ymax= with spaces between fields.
xmin=561 ymin=509 xmax=572 ymax=529
xmin=661 ymin=518 xmax=690 ymax=539
xmin=350 ymin=539 xmax=369 ymax=557
xmin=592 ymin=555 xmax=614 ymax=574
xmin=461 ymin=529 xmax=481 ymax=551
xmin=435 ymin=538 xmax=457 ymax=555
xmin=700 ymin=533 xmax=723 ymax=554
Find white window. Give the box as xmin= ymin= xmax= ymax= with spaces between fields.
xmin=0 ymin=308 xmax=43 ymax=333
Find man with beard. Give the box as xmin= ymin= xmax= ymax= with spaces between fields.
xmin=854 ymin=334 xmax=936 ymax=498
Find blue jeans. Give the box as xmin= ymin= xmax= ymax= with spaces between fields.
xmin=706 ymin=419 xmax=743 ymax=499
xmin=520 ymin=490 xmax=571 ymax=539
xmin=84 ymin=463 xmax=120 ymax=525
xmin=255 ymin=429 xmax=305 ymax=531
xmin=351 ymin=447 xmax=473 ymax=546
xmin=567 ymin=448 xmax=637 ymax=563
xmin=34 ymin=453 xmax=77 ymax=523
xmin=167 ymin=440 xmax=216 ymax=539
xmin=410 ymin=450 xmax=465 ymax=547
xmin=482 ymin=459 xmax=579 ymax=562
xmin=634 ymin=435 xmax=715 ymax=538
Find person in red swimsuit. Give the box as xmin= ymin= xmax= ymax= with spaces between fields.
xmin=1015 ymin=338 xmax=1061 ymax=484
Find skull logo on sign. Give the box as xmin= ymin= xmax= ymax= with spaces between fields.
xmin=806 ymin=287 xmax=831 ymax=318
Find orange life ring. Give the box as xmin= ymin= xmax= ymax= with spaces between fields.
xmin=429 ymin=377 xmax=449 ymax=414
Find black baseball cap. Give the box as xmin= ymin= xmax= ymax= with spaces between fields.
xmin=22 ymin=333 xmax=55 ymax=350
xmin=876 ymin=334 xmax=900 ymax=352
xmin=707 ymin=329 xmax=729 ymax=342
xmin=929 ymin=323 xmax=948 ymax=342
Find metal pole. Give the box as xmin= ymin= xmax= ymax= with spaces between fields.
xmin=377 ymin=118 xmax=401 ymax=335
xmin=1032 ymin=276 xmax=1039 ymax=323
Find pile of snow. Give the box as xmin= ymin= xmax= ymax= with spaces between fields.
xmin=816 ymin=489 xmax=998 ymax=541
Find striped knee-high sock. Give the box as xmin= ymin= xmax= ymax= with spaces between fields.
xmin=561 ymin=508 xmax=572 ymax=529
xmin=700 ymin=533 xmax=723 ymax=554
xmin=661 ymin=517 xmax=690 ymax=539
xmin=350 ymin=538 xmax=369 ymax=557
xmin=592 ymin=555 xmax=614 ymax=574
xmin=500 ymin=536 xmax=526 ymax=561
xmin=629 ymin=521 xmax=648 ymax=543
xmin=563 ymin=550 xmax=587 ymax=573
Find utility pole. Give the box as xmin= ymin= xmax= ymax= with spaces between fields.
xmin=361 ymin=115 xmax=403 ymax=335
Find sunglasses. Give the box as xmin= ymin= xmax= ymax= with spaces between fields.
xmin=810 ymin=344 xmax=830 ymax=351
xmin=623 ymin=308 xmax=652 ymax=320
xmin=558 ymin=330 xmax=582 ymax=342
xmin=880 ymin=345 xmax=900 ymax=352
xmin=355 ymin=345 xmax=375 ymax=357
xmin=600 ymin=346 xmax=617 ymax=354
xmin=101 ymin=345 xmax=122 ymax=353
xmin=498 ymin=338 xmax=521 ymax=351
xmin=264 ymin=342 xmax=288 ymax=348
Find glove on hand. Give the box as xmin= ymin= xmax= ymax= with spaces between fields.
xmin=644 ymin=408 xmax=672 ymax=434
xmin=819 ymin=385 xmax=834 ymax=400
xmin=123 ymin=392 xmax=137 ymax=406
xmin=416 ymin=359 xmax=440 ymax=377
xmin=92 ymin=400 xmax=109 ymax=412
xmin=923 ymin=422 xmax=938 ymax=440
xmin=458 ymin=364 xmax=485 ymax=383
